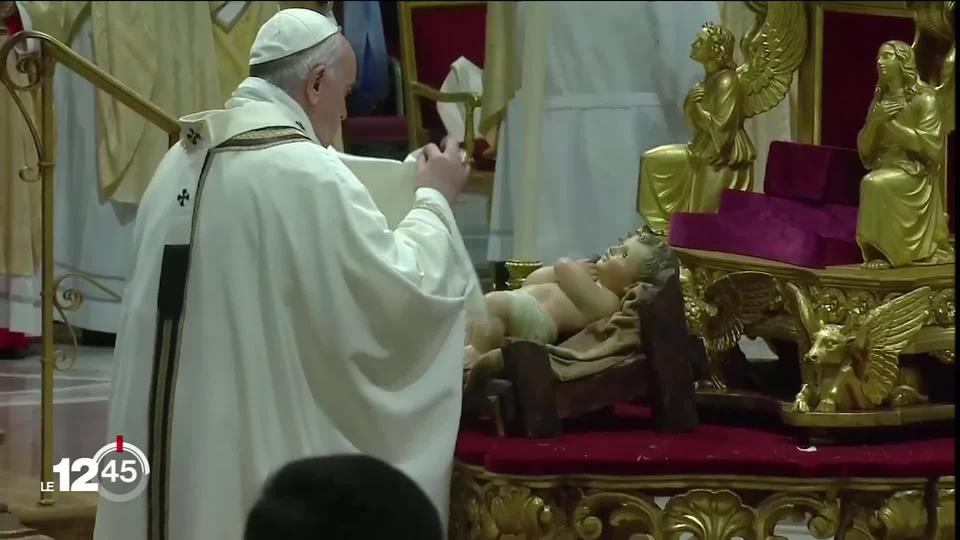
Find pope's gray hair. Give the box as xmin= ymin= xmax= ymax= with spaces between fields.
xmin=249 ymin=35 xmax=341 ymax=95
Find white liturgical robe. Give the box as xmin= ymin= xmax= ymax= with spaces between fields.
xmin=94 ymin=78 xmax=482 ymax=540
xmin=487 ymin=1 xmax=721 ymax=262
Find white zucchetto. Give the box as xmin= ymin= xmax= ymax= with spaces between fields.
xmin=249 ymin=8 xmax=340 ymax=66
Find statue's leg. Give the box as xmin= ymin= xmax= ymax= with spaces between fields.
xmin=689 ymin=164 xmax=736 ymax=214
xmin=890 ymin=365 xmax=929 ymax=406
xmin=792 ymin=383 xmax=818 ymax=412
xmin=816 ymin=364 xmax=862 ymax=412
xmin=463 ymin=349 xmax=505 ymax=392
xmin=857 ymin=169 xmax=930 ymax=268
xmin=466 ymin=292 xmax=512 ymax=356
xmin=637 ymin=145 xmax=691 ymax=233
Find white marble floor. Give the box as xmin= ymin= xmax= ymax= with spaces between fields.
xmin=0 ymin=343 xmax=112 ymax=479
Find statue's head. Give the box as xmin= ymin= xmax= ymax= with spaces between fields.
xmin=691 ymin=22 xmax=736 ymax=69
xmin=805 ymin=323 xmax=855 ymax=367
xmin=596 ymin=231 xmax=678 ymax=297
xmin=876 ymin=40 xmax=922 ymax=95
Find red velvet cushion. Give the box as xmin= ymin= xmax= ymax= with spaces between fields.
xmin=764 ymin=141 xmax=865 ymax=206
xmin=342 ymin=116 xmax=409 ymax=144
xmin=456 ymin=403 xmax=955 ymax=477
xmin=821 ymin=11 xmax=914 ymax=150
xmin=668 ymin=200 xmax=863 ymax=269
xmin=407 ymin=4 xmax=487 ymax=131
xmin=821 ymin=11 xmax=954 ymax=232
xmin=0 ymin=329 xmax=29 ymax=350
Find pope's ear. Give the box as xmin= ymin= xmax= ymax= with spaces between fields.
xmin=309 ymin=64 xmax=328 ymax=92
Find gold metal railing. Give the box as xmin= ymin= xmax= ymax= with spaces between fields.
xmin=0 ymin=30 xmax=180 ymax=506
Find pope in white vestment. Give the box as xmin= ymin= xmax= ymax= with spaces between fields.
xmin=95 ymin=10 xmax=480 ymax=540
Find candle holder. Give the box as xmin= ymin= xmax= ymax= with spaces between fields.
xmin=504 ymin=259 xmax=543 ymax=290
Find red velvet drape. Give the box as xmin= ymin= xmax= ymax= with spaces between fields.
xmin=407 ymin=4 xmax=487 ymax=132
xmin=821 ymin=10 xmax=954 ymax=232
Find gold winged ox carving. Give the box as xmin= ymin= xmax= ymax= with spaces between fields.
xmin=781 ymin=283 xmax=933 ymax=413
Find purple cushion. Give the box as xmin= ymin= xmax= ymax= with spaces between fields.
xmin=665 ymin=141 xmax=868 ymax=268
xmin=764 ymin=141 xmax=865 ymax=206
xmin=668 ymin=190 xmax=862 ymax=268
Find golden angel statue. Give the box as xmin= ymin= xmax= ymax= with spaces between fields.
xmin=637 ymin=1 xmax=807 ymax=234
xmin=857 ymin=1 xmax=955 ymax=269
xmin=686 ymin=271 xmax=779 ymax=390
xmin=781 ymin=283 xmax=932 ymax=413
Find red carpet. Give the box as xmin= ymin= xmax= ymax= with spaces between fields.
xmin=456 ymin=404 xmax=955 ymax=478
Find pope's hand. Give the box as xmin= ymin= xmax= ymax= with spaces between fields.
xmin=415 ymin=138 xmax=471 ymax=205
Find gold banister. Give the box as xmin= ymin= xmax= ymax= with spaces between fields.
xmin=1 ymin=30 xmax=180 ymax=141
xmin=0 ymin=30 xmax=180 ymax=506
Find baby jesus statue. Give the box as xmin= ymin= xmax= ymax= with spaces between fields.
xmin=464 ymin=231 xmax=677 ymax=388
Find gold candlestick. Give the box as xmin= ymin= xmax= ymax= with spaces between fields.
xmin=504 ymin=259 xmax=542 ymax=290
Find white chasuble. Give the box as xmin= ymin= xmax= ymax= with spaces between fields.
xmin=93 ymin=78 xmax=482 ymax=540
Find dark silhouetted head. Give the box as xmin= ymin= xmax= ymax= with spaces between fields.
xmin=244 ymin=455 xmax=442 ymax=540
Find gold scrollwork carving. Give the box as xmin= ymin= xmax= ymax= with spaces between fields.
xmin=841 ymin=490 xmax=929 ymax=540
xmin=934 ymin=487 xmax=955 ymax=540
xmin=931 ymin=289 xmax=955 ymax=325
xmin=754 ymin=492 xmax=840 ymax=539
xmin=1 ymin=37 xmax=45 ymax=174
xmin=930 ymin=350 xmax=955 ymax=364
xmin=572 ymin=491 xmax=661 ymax=540
xmin=486 ymin=484 xmax=570 ymax=539
xmin=662 ymin=489 xmax=755 ymax=540
xmin=46 ymin=273 xmax=123 ymax=372
xmin=872 ymin=490 xmax=928 ymax=540
xmin=453 ymin=475 xmax=575 ymax=540
xmin=53 ymin=272 xmax=123 ymax=313
xmin=450 ymin=465 xmax=952 ymax=540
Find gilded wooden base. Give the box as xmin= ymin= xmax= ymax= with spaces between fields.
xmin=450 ymin=463 xmax=955 ymax=540
xmin=676 ymin=247 xmax=955 ymax=432
xmin=697 ymin=389 xmax=956 ymax=429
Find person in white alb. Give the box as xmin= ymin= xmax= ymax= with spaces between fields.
xmin=94 ymin=9 xmax=482 ymax=540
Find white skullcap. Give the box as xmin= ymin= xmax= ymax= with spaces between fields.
xmin=249 ymin=8 xmax=340 ymax=66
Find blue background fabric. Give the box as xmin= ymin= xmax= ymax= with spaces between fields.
xmin=344 ymin=1 xmax=389 ymax=114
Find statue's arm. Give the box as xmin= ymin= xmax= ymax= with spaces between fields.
xmin=857 ymin=99 xmax=888 ymax=162
xmin=857 ymin=123 xmax=880 ymax=163
xmin=555 ymin=259 xmax=621 ymax=323
xmin=702 ymin=72 xmax=741 ymax=151
xmin=884 ymin=93 xmax=943 ymax=160
xmin=683 ymin=84 xmax=708 ymax=132
xmin=522 ymin=265 xmax=556 ymax=285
